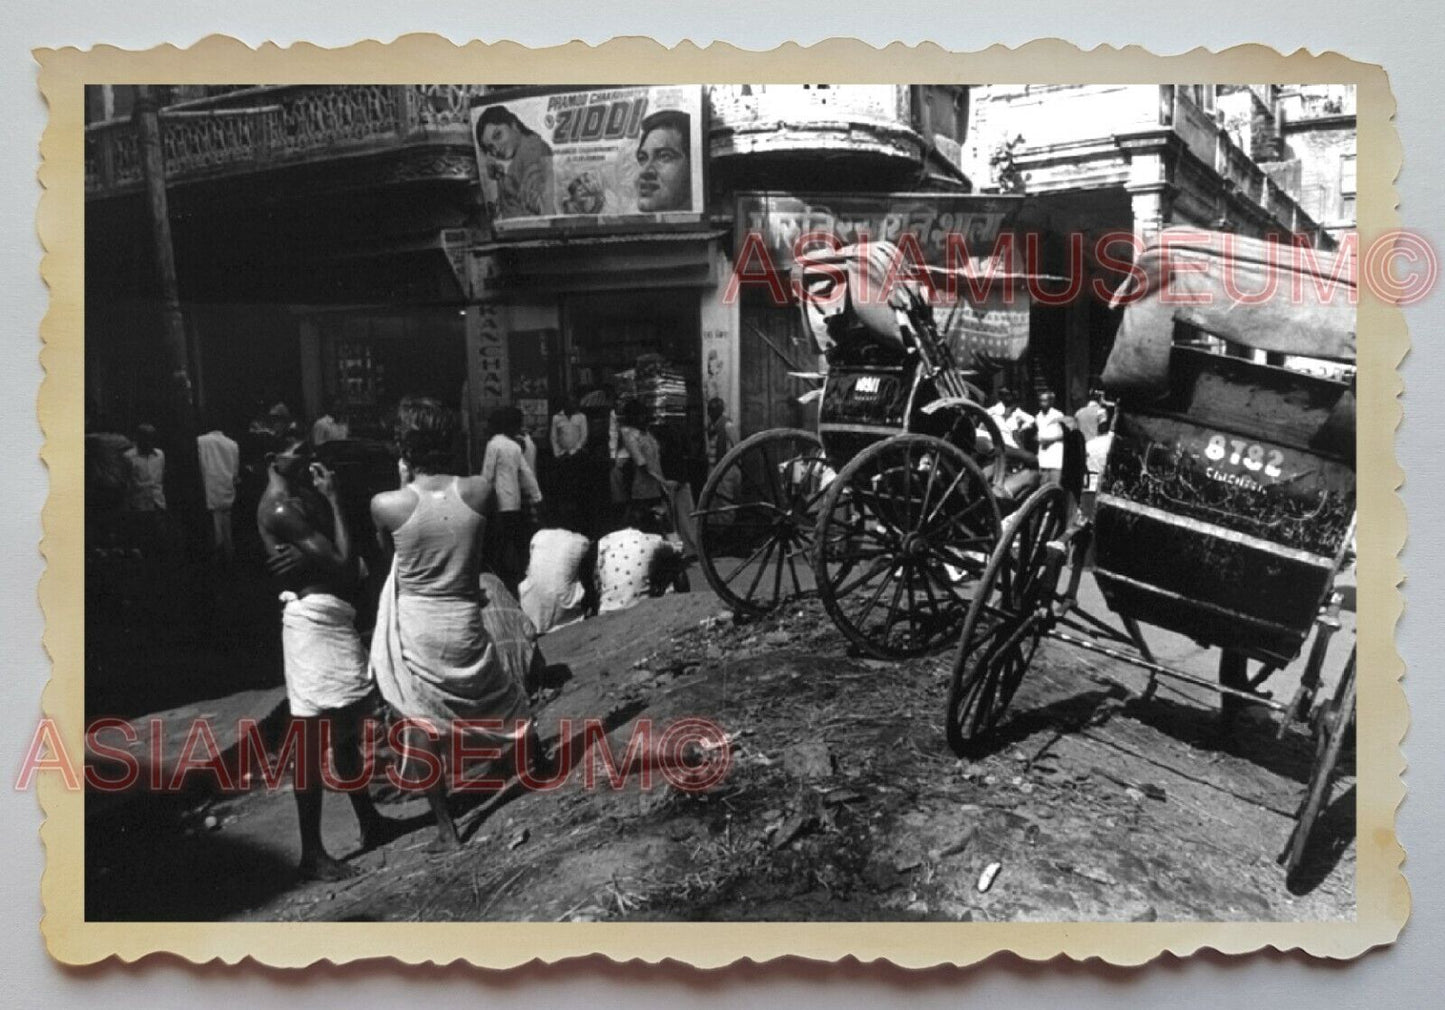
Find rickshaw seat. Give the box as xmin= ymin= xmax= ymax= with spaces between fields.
xmin=991 ymin=468 xmax=1042 ymax=516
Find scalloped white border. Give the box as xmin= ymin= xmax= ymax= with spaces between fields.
xmin=35 ymin=35 xmax=1409 ymax=969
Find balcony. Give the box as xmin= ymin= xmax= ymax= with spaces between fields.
xmin=964 ymin=85 xmax=1327 ymax=241
xmin=1279 ymin=85 xmax=1357 ymax=121
xmin=707 ymin=84 xmax=926 ymax=161
xmin=85 ymin=84 xmax=488 ymax=198
xmin=87 ymin=83 xmax=973 ymax=200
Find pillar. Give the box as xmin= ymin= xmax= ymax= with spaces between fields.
xmin=699 ymin=247 xmax=741 ymax=431
xmin=464 ymin=302 xmax=512 ymax=472
xmin=1126 ymin=151 xmax=1176 ymax=242
xmin=298 ymin=317 xmax=323 ymax=423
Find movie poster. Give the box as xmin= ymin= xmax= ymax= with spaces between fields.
xmin=470 ymin=85 xmax=706 ymax=232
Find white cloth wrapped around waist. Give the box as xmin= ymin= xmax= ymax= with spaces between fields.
xmin=279 ymin=591 xmax=372 ymax=718
xmin=520 ymin=528 xmax=590 ymax=635
xmin=479 ymin=572 xmax=544 ymax=695
xmin=369 ymin=560 xmax=532 ymax=748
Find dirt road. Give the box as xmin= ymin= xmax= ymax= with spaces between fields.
xmin=86 ymin=573 xmax=1354 ymax=923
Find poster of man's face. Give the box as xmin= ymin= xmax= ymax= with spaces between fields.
xmin=635 ymin=111 xmax=691 ymax=212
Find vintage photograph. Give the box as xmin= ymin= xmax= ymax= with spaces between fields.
xmin=79 ymin=77 xmax=1363 ymax=930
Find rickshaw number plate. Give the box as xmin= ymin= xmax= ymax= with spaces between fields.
xmin=1190 ymin=429 xmax=1292 ymax=491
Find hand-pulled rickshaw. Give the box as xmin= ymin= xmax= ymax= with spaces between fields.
xmin=694 ymin=226 xmax=1358 ymax=880
xmin=694 ymin=237 xmax=1046 ymax=658
xmin=940 ymin=229 xmax=1358 ymax=881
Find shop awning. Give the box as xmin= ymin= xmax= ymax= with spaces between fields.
xmin=473 ymin=229 xmax=729 ymax=295
xmin=1104 ymin=228 xmax=1356 ymax=395
xmin=470 ymin=229 xmax=728 ymax=254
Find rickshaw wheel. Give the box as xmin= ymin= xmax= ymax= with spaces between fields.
xmin=918 ymin=398 xmax=1008 ymax=488
xmin=813 ymin=434 xmax=1001 ymax=659
xmin=946 ymin=484 xmax=1072 ymax=758
xmin=694 ymin=428 xmax=829 ymax=617
xmin=1281 ymin=647 xmax=1356 ymax=882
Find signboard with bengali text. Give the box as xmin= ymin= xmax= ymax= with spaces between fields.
xmin=734 ymin=191 xmax=1021 ymax=275
xmin=736 ymin=192 xmax=1030 ymax=365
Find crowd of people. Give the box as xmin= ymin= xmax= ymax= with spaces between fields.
xmin=265 ymin=394 xmax=719 ymax=873
xmin=83 ymin=387 xmax=715 ymax=878
xmin=84 ymin=377 xmax=1108 ymax=880
xmin=980 ymin=384 xmax=1115 ymax=515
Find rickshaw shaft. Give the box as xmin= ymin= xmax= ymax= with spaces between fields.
xmin=1045 ymin=630 xmax=1289 ymax=712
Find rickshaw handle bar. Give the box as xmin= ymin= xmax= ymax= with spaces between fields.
xmin=1045 ymin=629 xmax=1291 ymax=713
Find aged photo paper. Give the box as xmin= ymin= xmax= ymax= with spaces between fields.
xmin=36 ymin=36 xmax=1408 ymax=968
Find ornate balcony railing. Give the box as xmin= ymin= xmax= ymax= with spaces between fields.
xmin=86 ymin=84 xmax=489 ymax=197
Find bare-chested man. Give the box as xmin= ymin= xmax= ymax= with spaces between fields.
xmin=258 ymin=432 xmax=397 ymax=880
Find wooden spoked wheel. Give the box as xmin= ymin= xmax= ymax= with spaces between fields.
xmin=1281 ymin=646 xmax=1357 ymax=881
xmin=812 ymin=434 xmax=1001 ymax=659
xmin=945 ymin=484 xmax=1072 ymax=757
xmin=918 ymin=398 xmax=1009 ymax=487
xmin=694 ymin=428 xmax=830 ymax=617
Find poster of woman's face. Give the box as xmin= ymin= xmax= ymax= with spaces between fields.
xmin=478 ymin=119 xmax=519 ymax=161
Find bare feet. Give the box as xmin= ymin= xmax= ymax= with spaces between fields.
xmin=424 ymin=830 xmax=463 ymax=855
xmin=359 ymin=815 xmax=410 ymax=852
xmin=528 ymin=744 xmax=561 ymax=782
xmin=299 ymin=851 xmax=358 ymax=882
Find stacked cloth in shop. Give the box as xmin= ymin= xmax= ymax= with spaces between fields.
xmin=636 ymin=354 xmax=689 ymax=421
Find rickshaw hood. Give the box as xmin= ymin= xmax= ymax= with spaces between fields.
xmin=1104 ymin=228 xmax=1356 ymax=395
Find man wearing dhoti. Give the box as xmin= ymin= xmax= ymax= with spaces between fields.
xmin=519 ymin=527 xmax=592 ymax=634
xmin=258 ymin=433 xmax=396 ymax=881
xmin=369 ymin=398 xmax=551 ymax=852
xmin=478 ymin=572 xmax=547 ymax=697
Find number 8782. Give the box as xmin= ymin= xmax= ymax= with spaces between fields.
xmin=1203 ymin=433 xmax=1284 ymax=478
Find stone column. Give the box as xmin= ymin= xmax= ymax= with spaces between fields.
xmin=133 ymin=85 xmax=195 ymax=436
xmin=297 ymin=317 xmax=324 ymax=424
xmin=699 ymin=246 xmax=742 ymax=434
xmin=1125 ymin=150 xmax=1176 ymax=241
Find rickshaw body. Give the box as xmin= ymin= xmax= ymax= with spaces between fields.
xmin=816 ymin=327 xmax=988 ymax=468
xmin=816 ymin=356 xmax=914 ymax=468
xmin=1094 ymin=346 xmax=1355 ymax=666
xmin=942 ymin=228 xmax=1358 ymax=884
xmin=693 ymin=239 xmax=1019 ymax=657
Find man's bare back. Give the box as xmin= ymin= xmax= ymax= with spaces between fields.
xmin=256 ymin=442 xmax=398 ymax=881
xmin=258 ymin=454 xmax=355 ymax=598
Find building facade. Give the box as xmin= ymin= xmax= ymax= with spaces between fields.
xmin=1275 ymin=84 xmax=1357 ymax=243
xmin=86 ymin=82 xmax=1346 ymax=479
xmin=86 ymin=84 xmax=485 ymax=444
xmin=460 ymin=84 xmax=981 ymax=479
xmin=959 ymin=84 xmax=1338 ymax=408
xmin=85 ymin=83 xmax=983 ymax=480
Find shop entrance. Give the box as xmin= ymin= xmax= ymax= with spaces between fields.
xmin=564 ymin=290 xmax=699 ymax=392
xmin=738 ymin=287 xmax=819 ymax=438
xmin=314 ymin=307 xmax=467 ymax=440
xmin=563 ymin=288 xmax=704 ymax=485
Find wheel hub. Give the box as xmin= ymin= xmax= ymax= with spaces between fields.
xmin=899 ymin=533 xmax=929 ymax=558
